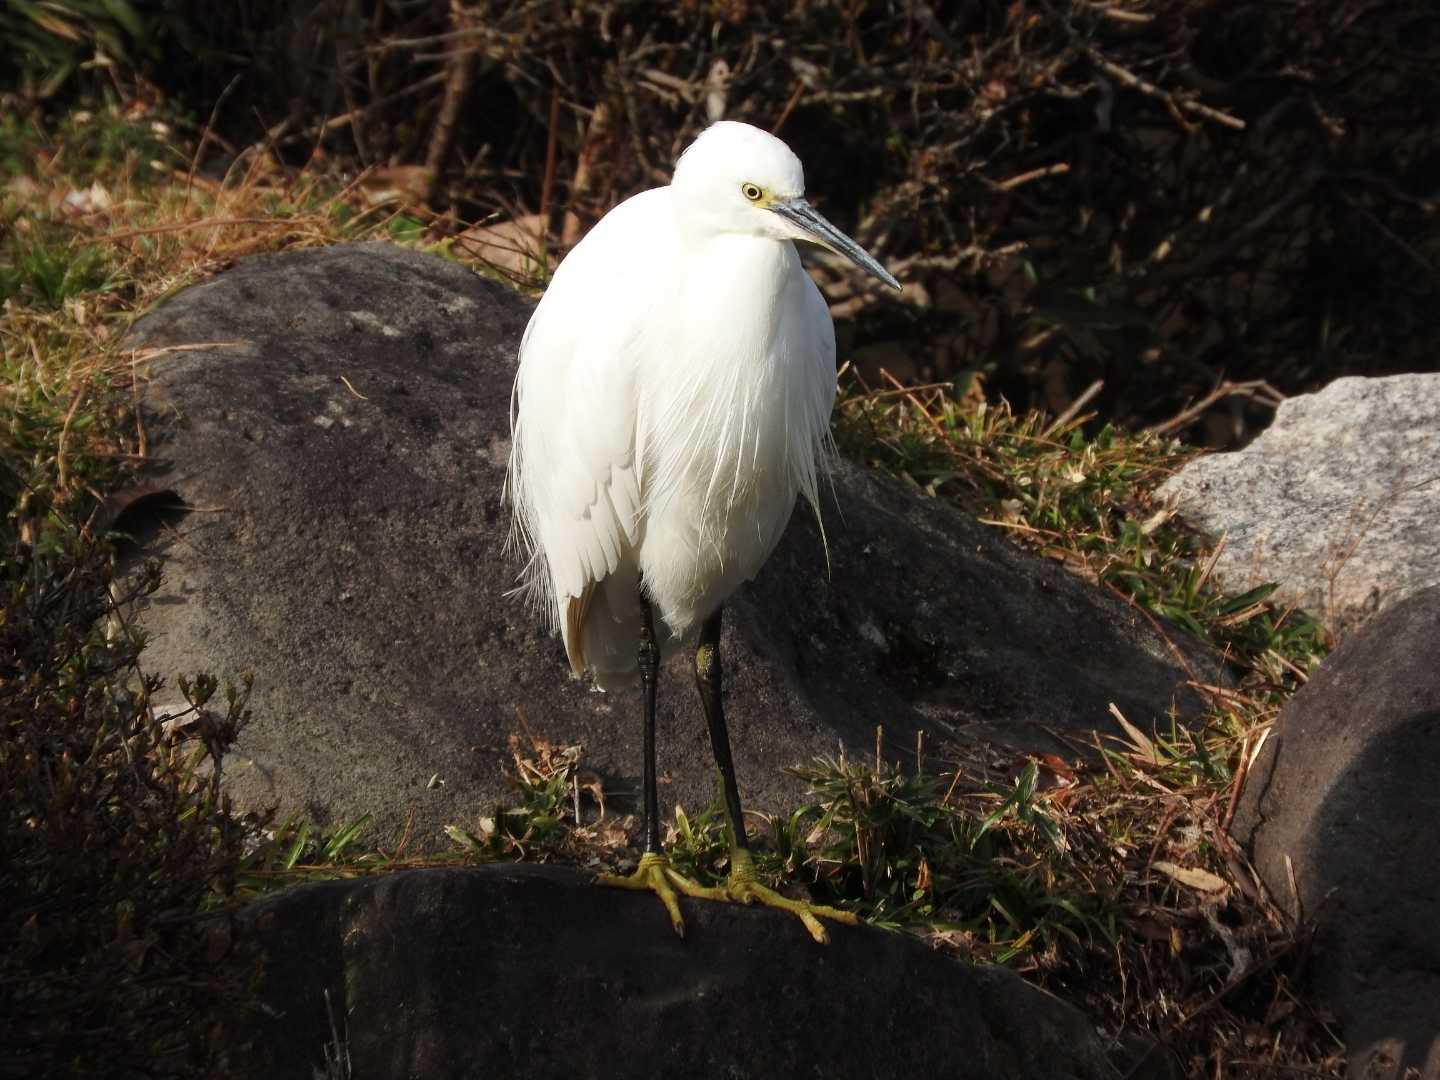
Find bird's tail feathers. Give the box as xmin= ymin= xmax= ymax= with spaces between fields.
xmin=563 ymin=564 xmax=642 ymax=686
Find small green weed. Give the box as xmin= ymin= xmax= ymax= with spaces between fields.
xmin=0 ymin=107 xmax=181 ymax=186
xmin=1 ymin=226 xmax=118 ymax=308
xmin=783 ymin=749 xmax=1116 ymax=956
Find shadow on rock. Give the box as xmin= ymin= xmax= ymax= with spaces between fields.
xmin=1233 ymin=586 xmax=1440 ymax=1079
xmin=230 ymin=864 xmax=1129 ymax=1080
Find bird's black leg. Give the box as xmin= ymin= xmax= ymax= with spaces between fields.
xmin=692 ymin=605 xmax=858 ymax=944
xmin=597 ymin=587 xmax=720 ymax=937
xmin=637 ymin=592 xmax=663 ymax=855
xmin=694 ymin=607 xmax=748 ymax=853
xmin=600 ymin=597 xmax=856 ymax=943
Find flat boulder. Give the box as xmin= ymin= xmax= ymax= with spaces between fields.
xmin=229 ymin=864 xmax=1118 ymax=1079
xmin=127 ymin=242 xmax=1222 ymax=849
xmin=1160 ymin=374 xmax=1440 ymax=634
xmin=1232 ymin=585 xmax=1440 ymax=1079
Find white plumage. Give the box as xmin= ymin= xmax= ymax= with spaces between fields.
xmin=507 ymin=120 xmax=896 ymax=689
xmin=505 ymin=120 xmax=898 ymax=943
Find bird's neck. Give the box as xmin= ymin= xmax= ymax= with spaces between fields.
xmin=682 ymin=231 xmax=794 ymax=298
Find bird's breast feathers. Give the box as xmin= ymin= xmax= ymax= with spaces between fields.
xmin=510 ymin=185 xmax=835 ymax=634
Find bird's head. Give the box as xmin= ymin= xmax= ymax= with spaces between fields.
xmin=672 ymin=121 xmax=900 ymax=291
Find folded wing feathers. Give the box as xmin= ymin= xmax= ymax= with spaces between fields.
xmin=508 ymin=216 xmax=838 ymax=678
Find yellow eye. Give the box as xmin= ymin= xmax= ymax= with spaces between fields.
xmin=741 ymin=182 xmax=762 ymax=202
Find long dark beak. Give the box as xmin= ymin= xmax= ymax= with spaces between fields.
xmin=771 ymin=198 xmax=901 ymax=291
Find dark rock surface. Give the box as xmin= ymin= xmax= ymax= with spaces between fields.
xmin=229 ymin=864 xmax=1119 ymax=1080
xmin=1232 ymin=586 xmax=1440 ymax=1079
xmin=127 ymin=242 xmax=1222 ymax=850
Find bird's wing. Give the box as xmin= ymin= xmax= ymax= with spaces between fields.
xmin=790 ymin=268 xmax=840 ymax=510
xmin=508 ymin=189 xmax=676 ymax=665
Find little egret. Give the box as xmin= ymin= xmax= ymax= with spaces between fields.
xmin=507 ymin=120 xmax=899 ymax=943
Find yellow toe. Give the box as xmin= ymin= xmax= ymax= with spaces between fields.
xmin=599 ymin=848 xmax=857 ymax=944
xmin=597 ymin=852 xmax=727 ymax=937
xmin=723 ymin=848 xmax=858 ymax=944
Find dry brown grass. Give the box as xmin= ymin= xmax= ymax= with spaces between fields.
xmin=64 ymin=0 xmax=1432 ymax=446
xmin=0 ymin=105 xmax=437 ymax=1080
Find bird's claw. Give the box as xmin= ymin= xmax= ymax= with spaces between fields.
xmin=722 ymin=848 xmax=858 ymax=945
xmin=597 ymin=852 xmax=724 ymax=938
xmin=599 ymin=849 xmax=857 ymax=944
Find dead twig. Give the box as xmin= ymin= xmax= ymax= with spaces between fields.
xmin=1146 ymin=380 xmax=1285 ymax=437
xmin=1090 ymin=53 xmax=1245 ymax=130
xmin=995 ymin=162 xmax=1072 ymax=191
xmin=55 ymin=384 xmax=87 ymax=494
xmin=423 ymin=2 xmax=479 ymax=204
xmin=1043 ymin=378 xmax=1104 ymax=437
xmin=99 ymin=218 xmax=306 ymax=243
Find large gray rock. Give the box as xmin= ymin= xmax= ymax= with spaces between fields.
xmin=1160 ymin=374 xmax=1440 ymax=634
xmin=229 ymin=864 xmax=1121 ymax=1079
xmin=1231 ymin=585 xmax=1440 ymax=1079
xmin=128 ymin=242 xmax=1221 ymax=850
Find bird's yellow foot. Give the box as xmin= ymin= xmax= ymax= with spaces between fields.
xmin=599 ymin=849 xmax=857 ymax=943
xmin=720 ymin=847 xmax=858 ymax=944
xmin=597 ymin=852 xmax=725 ymax=938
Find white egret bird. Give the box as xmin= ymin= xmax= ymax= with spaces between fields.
xmin=507 ymin=120 xmax=899 ymax=943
